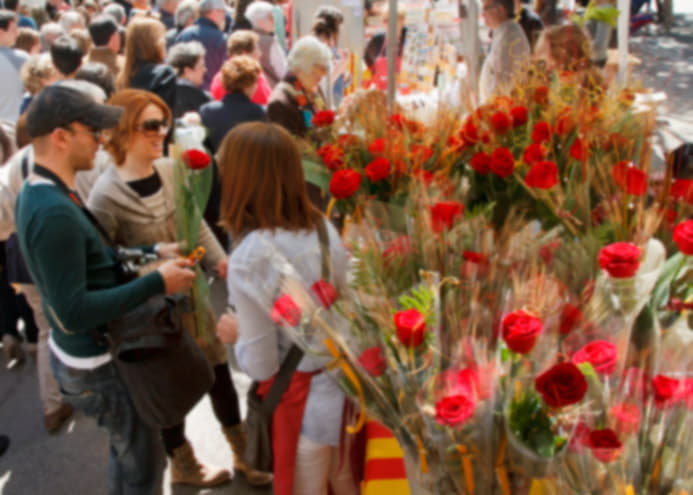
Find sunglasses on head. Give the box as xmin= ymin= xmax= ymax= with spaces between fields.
xmin=138 ymin=118 xmax=169 ymax=134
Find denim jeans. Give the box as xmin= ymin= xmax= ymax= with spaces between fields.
xmin=50 ymin=352 xmax=166 ymax=495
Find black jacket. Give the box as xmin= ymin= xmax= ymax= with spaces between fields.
xmin=199 ymin=92 xmax=266 ymax=153
xmin=129 ymin=63 xmax=177 ymax=114
xmin=173 ymin=79 xmax=212 ymax=119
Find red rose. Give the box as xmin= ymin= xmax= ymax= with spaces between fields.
xmin=671 ymin=178 xmax=693 ymax=204
xmin=489 ymin=147 xmax=515 ymax=178
xmin=610 ymin=403 xmax=641 ymax=435
xmin=673 ymin=220 xmax=693 ymax=255
xmin=612 ymin=161 xmax=647 ymax=195
xmin=337 ymin=134 xmax=359 ymax=147
xmin=368 ymin=138 xmax=386 ymax=154
xmin=531 ymin=121 xmax=552 ymax=143
xmin=317 ymin=144 xmax=344 ymax=170
xmin=510 ymin=105 xmax=528 ymax=127
xmin=434 ymin=394 xmax=476 ymax=427
xmin=463 ymin=251 xmax=486 ymax=264
xmin=554 ymin=113 xmax=576 ymax=136
xmin=588 ymin=428 xmax=622 ymax=463
xmin=534 ymin=86 xmax=549 ymax=104
xmin=569 ymin=422 xmax=591 ymax=452
xmin=559 ymin=303 xmax=582 ymax=335
xmin=490 ymin=111 xmax=512 ymax=134
xmin=394 ymin=308 xmax=426 ymax=348
xmin=572 ymin=340 xmax=618 ymax=375
xmin=535 ymin=362 xmax=588 ymax=408
xmin=525 ymin=160 xmax=558 ymax=189
xmin=365 ymin=157 xmax=391 ymax=182
xmin=430 ymin=201 xmax=464 ymax=232
xmin=410 ymin=144 xmax=434 ymax=163
xmin=182 ymin=149 xmax=211 ymax=170
xmin=329 ymin=169 xmax=362 ymax=199
xmin=462 ymin=118 xmax=480 ymax=144
xmin=501 ymin=310 xmax=542 ymax=354
xmin=311 ymin=279 xmax=338 ymax=308
xmin=652 ymin=374 xmax=682 ymax=407
xmin=388 ymin=113 xmax=405 ymax=129
xmin=569 ymin=138 xmax=589 ymax=161
xmin=598 ymin=242 xmax=641 ymax=278
xmin=358 ymin=347 xmax=386 ymax=377
xmin=270 ymin=295 xmax=301 ymax=326
xmin=311 ymin=110 xmax=335 ymax=127
xmin=470 ymin=151 xmax=491 ymax=174
xmin=522 ymin=143 xmax=547 ymax=165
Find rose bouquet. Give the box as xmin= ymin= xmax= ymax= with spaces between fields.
xmin=171 ymin=124 xmax=215 ymax=343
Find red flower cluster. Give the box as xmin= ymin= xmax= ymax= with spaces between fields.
xmin=569 ymin=137 xmax=589 ymax=162
xmin=612 ymin=161 xmax=647 ymax=195
xmin=598 ymin=242 xmax=641 ymax=278
xmin=554 ymin=112 xmax=575 ymax=136
xmin=588 ymin=428 xmax=622 ymax=463
xmin=365 ymin=157 xmax=391 ymax=182
xmin=462 ymin=251 xmax=487 ymax=264
xmin=671 ymin=178 xmax=693 ymax=204
xmin=559 ymin=303 xmax=582 ymax=335
xmin=673 ymin=220 xmax=693 ymax=255
xmin=182 ymin=149 xmax=211 ymax=170
xmin=311 ymin=110 xmax=335 ymax=127
xmin=610 ymin=402 xmax=641 ymax=435
xmin=271 ymin=295 xmax=301 ymax=326
xmin=358 ymin=347 xmax=386 ymax=377
xmin=409 ymin=143 xmax=434 ymax=163
xmin=501 ymin=310 xmax=542 ymax=354
xmin=329 ymin=169 xmax=361 ymax=199
xmin=525 ymin=160 xmax=558 ymax=189
xmin=490 ymin=147 xmax=515 ymax=178
xmin=394 ymin=308 xmax=426 ymax=348
xmin=510 ymin=105 xmax=528 ymax=127
xmin=317 ymin=144 xmax=344 ymax=170
xmin=572 ymin=340 xmax=618 ymax=375
xmin=535 ymin=362 xmax=587 ymax=408
xmin=368 ymin=138 xmax=386 ymax=154
xmin=534 ymin=86 xmax=549 ymax=104
xmin=430 ymin=201 xmax=464 ymax=232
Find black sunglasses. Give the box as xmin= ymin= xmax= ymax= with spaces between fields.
xmin=138 ymin=118 xmax=169 ymax=134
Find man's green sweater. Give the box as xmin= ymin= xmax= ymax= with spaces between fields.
xmin=15 ymin=178 xmax=165 ymax=358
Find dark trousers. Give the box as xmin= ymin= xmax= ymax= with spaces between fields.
xmin=0 ymin=242 xmax=38 ymax=343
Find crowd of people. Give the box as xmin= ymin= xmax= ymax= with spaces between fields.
xmin=0 ymin=0 xmax=628 ymax=493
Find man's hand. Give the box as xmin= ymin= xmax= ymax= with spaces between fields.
xmin=157 ymin=258 xmax=195 ymax=294
xmin=156 ymin=242 xmax=181 ymax=259
xmin=216 ymin=312 xmax=238 ymax=344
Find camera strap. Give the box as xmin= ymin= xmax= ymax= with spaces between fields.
xmin=33 ymin=164 xmax=116 ymax=249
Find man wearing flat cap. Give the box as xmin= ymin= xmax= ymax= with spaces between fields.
xmin=15 ymin=85 xmax=196 ymax=494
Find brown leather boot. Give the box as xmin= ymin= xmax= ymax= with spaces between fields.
xmin=169 ymin=441 xmax=231 ymax=487
xmin=223 ymin=425 xmax=273 ymax=486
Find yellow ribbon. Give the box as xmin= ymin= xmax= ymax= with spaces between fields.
xmin=187 ymin=246 xmax=206 ymax=263
xmin=323 ymin=338 xmax=366 ymax=434
xmin=495 ymin=431 xmax=511 ymax=495
xmin=456 ymin=445 xmax=476 ymax=494
xmin=415 ymin=435 xmax=429 ymax=474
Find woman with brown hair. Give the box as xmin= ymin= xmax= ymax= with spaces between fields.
xmin=117 ymin=17 xmax=176 ymax=113
xmin=200 ymin=55 xmax=267 ymax=153
xmin=87 ymin=89 xmax=272 ymax=489
xmin=216 ymin=122 xmax=358 ymax=495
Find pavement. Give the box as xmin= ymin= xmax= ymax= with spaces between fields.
xmin=1 ymin=4 xmax=692 ymax=495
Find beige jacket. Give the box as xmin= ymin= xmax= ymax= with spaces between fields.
xmin=86 ymin=157 xmax=225 ymax=272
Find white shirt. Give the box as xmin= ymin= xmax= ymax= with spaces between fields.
xmin=479 ymin=20 xmax=531 ymax=103
xmin=0 ymin=47 xmax=28 ymax=123
xmin=227 ymin=219 xmax=349 ymax=446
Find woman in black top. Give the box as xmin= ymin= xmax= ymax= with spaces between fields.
xmin=167 ymin=41 xmax=212 ymax=119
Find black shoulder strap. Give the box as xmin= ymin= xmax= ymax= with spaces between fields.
xmin=20 ymin=151 xmax=29 ymax=179
xmin=260 ymin=218 xmax=332 ymax=415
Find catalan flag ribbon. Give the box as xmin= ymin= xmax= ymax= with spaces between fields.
xmin=362 ymin=421 xmax=410 ymax=495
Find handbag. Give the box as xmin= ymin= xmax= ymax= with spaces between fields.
xmin=242 ymin=218 xmax=332 ymax=473
xmin=106 ymin=293 xmax=214 ymax=429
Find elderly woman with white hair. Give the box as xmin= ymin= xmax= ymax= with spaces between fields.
xmin=267 ymin=35 xmax=331 ymax=138
xmin=245 ymin=0 xmax=285 ymax=87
